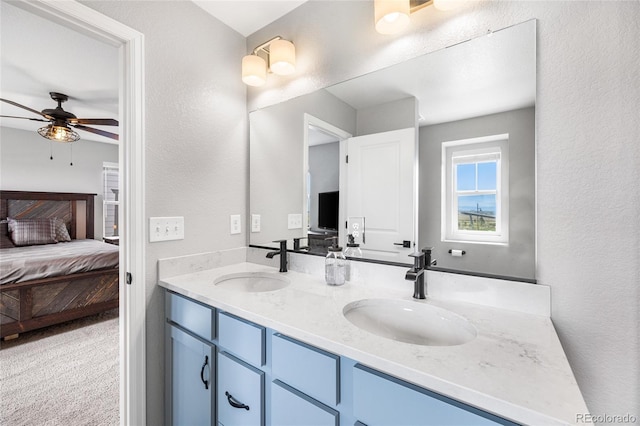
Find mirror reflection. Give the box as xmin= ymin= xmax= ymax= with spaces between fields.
xmin=250 ymin=20 xmax=536 ymax=280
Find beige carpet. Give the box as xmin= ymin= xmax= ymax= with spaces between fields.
xmin=0 ymin=309 xmax=120 ymax=426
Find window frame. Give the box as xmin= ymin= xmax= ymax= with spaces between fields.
xmin=102 ymin=162 xmax=120 ymax=239
xmin=441 ymin=134 xmax=509 ymax=245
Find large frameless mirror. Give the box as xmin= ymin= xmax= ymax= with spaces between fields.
xmin=250 ymin=19 xmax=536 ymax=281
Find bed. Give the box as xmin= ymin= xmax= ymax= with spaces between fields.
xmin=0 ymin=190 xmax=119 ymax=339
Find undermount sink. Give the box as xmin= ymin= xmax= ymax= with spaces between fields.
xmin=343 ymin=299 xmax=477 ymax=346
xmin=213 ymin=272 xmax=290 ymax=292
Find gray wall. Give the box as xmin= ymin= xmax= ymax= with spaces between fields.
xmin=357 ymin=97 xmax=417 ymax=136
xmin=309 ymin=142 xmax=340 ymax=230
xmin=419 ymin=107 xmax=535 ymax=279
xmin=248 ymin=0 xmax=639 ymax=420
xmin=0 ymin=126 xmax=118 ymax=240
xmin=80 ymin=2 xmax=247 ymax=424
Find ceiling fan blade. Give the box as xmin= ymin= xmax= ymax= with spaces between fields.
xmin=71 ymin=118 xmax=119 ymax=126
xmin=0 ymin=115 xmax=49 ymax=122
xmin=0 ymin=98 xmax=51 ymax=119
xmin=71 ymin=124 xmax=119 ymax=141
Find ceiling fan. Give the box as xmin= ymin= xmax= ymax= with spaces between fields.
xmin=0 ymin=92 xmax=119 ymax=142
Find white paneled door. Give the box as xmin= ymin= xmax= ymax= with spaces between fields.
xmin=346 ymin=128 xmax=415 ymax=258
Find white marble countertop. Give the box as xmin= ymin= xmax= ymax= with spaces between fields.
xmin=159 ymin=261 xmax=589 ymax=425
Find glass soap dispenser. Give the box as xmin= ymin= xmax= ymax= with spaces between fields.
xmin=325 ymin=238 xmax=346 ymax=286
xmin=344 ymin=234 xmax=362 ymax=282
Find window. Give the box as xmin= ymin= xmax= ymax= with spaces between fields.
xmin=442 ymin=135 xmax=509 ymax=244
xmin=103 ymin=162 xmax=119 ymax=238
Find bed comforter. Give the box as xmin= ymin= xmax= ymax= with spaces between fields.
xmin=0 ymin=239 xmax=119 ymax=285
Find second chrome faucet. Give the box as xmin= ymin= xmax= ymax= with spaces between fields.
xmin=405 ymin=247 xmax=436 ymax=299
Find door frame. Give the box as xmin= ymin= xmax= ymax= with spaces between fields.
xmin=12 ymin=1 xmax=147 ymax=425
xmin=303 ymin=114 xmax=352 ymax=245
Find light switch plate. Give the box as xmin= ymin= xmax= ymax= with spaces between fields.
xmin=251 ymin=214 xmax=261 ymax=233
xmin=149 ymin=217 xmax=184 ymax=242
xmin=288 ymin=213 xmax=302 ymax=229
xmin=230 ymin=214 xmax=241 ymax=235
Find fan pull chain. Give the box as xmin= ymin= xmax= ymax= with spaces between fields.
xmin=69 ymin=144 xmax=73 ymax=166
xmin=50 ymin=141 xmax=53 ymax=160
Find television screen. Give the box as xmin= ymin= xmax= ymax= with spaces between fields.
xmin=318 ymin=191 xmax=339 ymax=231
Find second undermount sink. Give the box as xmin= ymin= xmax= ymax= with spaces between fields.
xmin=343 ymin=299 xmax=477 ymax=346
xmin=213 ymin=272 xmax=290 ymax=292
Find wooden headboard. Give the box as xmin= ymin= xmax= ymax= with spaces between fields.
xmin=0 ymin=190 xmax=96 ymax=240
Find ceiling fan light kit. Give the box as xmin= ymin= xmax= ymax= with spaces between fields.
xmin=0 ymin=91 xmax=119 ymax=142
xmin=37 ymin=124 xmax=80 ymax=143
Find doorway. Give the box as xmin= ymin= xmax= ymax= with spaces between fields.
xmin=6 ymin=1 xmax=146 ymax=424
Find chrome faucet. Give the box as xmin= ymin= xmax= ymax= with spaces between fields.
xmin=266 ymin=239 xmax=288 ymax=272
xmin=405 ymin=247 xmax=436 ymax=299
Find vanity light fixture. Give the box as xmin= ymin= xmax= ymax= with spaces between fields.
xmin=374 ymin=0 xmax=462 ymax=34
xmin=242 ymin=36 xmax=296 ymax=87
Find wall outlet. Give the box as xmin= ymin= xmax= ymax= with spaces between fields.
xmin=288 ymin=213 xmax=302 ymax=229
xmin=230 ymin=214 xmax=241 ymax=235
xmin=251 ymin=214 xmax=261 ymax=233
xmin=149 ymin=217 xmax=184 ymax=242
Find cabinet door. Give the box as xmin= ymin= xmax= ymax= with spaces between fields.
xmin=271 ymin=380 xmax=339 ymax=426
xmin=167 ymin=325 xmax=215 ymax=426
xmin=353 ymin=364 xmax=516 ymax=426
xmin=217 ymin=352 xmax=264 ymax=426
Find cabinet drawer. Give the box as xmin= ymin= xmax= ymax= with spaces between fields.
xmin=272 ymin=333 xmax=339 ymax=405
xmin=217 ymin=352 xmax=264 ymax=426
xmin=353 ymin=364 xmax=516 ymax=426
xmin=271 ymin=380 xmax=339 ymax=426
xmin=218 ymin=311 xmax=265 ymax=367
xmin=166 ymin=292 xmax=215 ymax=341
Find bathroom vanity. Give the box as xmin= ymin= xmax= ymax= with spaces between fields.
xmin=159 ymin=250 xmax=590 ymax=425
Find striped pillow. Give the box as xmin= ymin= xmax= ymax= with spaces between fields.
xmin=7 ymin=218 xmax=57 ymax=246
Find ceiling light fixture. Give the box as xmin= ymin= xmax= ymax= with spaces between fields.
xmin=242 ymin=36 xmax=296 ymax=87
xmin=37 ymin=123 xmax=80 ymax=143
xmin=375 ymin=0 xmax=462 ymax=34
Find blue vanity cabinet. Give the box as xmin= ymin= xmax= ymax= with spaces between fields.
xmin=165 ymin=291 xmax=217 ymax=426
xmin=352 ymin=364 xmax=518 ymax=426
xmin=271 ymin=333 xmax=340 ymax=425
xmin=164 ymin=290 xmax=520 ymax=426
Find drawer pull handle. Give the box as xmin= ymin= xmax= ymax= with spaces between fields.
xmin=200 ymin=356 xmax=209 ymax=390
xmin=225 ymin=391 xmax=250 ymax=411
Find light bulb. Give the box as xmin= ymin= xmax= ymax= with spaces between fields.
xmin=375 ymin=0 xmax=410 ymax=34
xmin=54 ymin=127 xmax=66 ymax=140
xmin=242 ymin=54 xmax=267 ymax=86
xmin=269 ymin=39 xmax=296 ymax=76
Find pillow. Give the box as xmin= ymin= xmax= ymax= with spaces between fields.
xmin=54 ymin=218 xmax=72 ymax=242
xmin=0 ymin=221 xmax=16 ymax=249
xmin=7 ymin=218 xmax=57 ymax=246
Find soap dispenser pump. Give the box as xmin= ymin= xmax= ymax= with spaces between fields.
xmin=325 ymin=237 xmax=346 ymax=286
